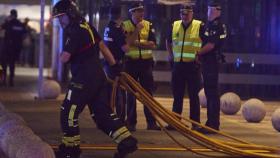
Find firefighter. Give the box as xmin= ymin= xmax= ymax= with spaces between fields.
xmin=0 ymin=9 xmax=26 ymax=86
xmin=103 ymin=6 xmax=141 ymax=121
xmin=122 ymin=2 xmax=160 ymax=131
xmin=196 ymin=0 xmax=227 ymax=134
xmin=165 ymin=4 xmax=202 ymax=130
xmin=52 ymin=1 xmax=137 ymax=157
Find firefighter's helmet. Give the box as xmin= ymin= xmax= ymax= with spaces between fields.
xmin=52 ymin=0 xmax=80 ymax=18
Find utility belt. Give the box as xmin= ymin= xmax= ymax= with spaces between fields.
xmin=202 ymin=51 xmax=225 ymax=63
xmin=125 ymin=49 xmax=153 ymax=60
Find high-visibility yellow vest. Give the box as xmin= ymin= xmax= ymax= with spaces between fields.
xmin=123 ymin=20 xmax=153 ymax=59
xmin=172 ymin=19 xmax=202 ymax=62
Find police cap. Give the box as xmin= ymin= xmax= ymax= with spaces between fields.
xmin=180 ymin=4 xmax=193 ymax=14
xmin=129 ymin=2 xmax=144 ymax=12
xmin=208 ymin=0 xmax=222 ymax=10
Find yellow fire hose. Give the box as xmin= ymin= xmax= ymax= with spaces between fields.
xmin=50 ymin=144 xmax=272 ymax=154
xmin=106 ymin=72 xmax=280 ymax=158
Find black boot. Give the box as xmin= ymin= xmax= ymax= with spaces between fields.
xmin=113 ymin=136 xmax=138 ymax=158
xmin=55 ymin=144 xmax=81 ymax=158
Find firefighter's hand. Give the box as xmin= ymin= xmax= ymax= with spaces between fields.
xmin=110 ymin=63 xmax=122 ymax=77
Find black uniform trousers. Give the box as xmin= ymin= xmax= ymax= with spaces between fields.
xmin=104 ymin=64 xmax=126 ymax=122
xmin=1 ymin=46 xmax=20 ymax=86
xmin=171 ymin=61 xmax=201 ymax=125
xmin=201 ymin=55 xmax=220 ymax=130
xmin=124 ymin=59 xmax=156 ymax=126
xmin=60 ymin=80 xmax=128 ymax=147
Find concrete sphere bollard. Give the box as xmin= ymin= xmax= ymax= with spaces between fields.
xmin=0 ymin=103 xmax=7 ymax=114
xmin=0 ymin=125 xmax=36 ymax=157
xmin=16 ymin=141 xmax=55 ymax=158
xmin=40 ymin=79 xmax=61 ymax=99
xmin=242 ymin=98 xmax=266 ymax=123
xmin=0 ymin=150 xmax=7 ymax=158
xmin=271 ymin=108 xmax=280 ymax=132
xmin=0 ymin=112 xmax=25 ymax=128
xmin=220 ymin=92 xmax=241 ymax=115
xmin=199 ymin=88 xmax=207 ymax=108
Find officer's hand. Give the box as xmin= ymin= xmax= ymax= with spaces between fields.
xmin=195 ymin=53 xmax=201 ymax=64
xmin=0 ymin=70 xmax=3 ymax=82
xmin=168 ymin=54 xmax=174 ymax=69
xmin=136 ymin=22 xmax=144 ymax=31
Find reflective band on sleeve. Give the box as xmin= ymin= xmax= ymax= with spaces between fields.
xmin=68 ymin=104 xmax=77 ymax=127
xmin=67 ymin=90 xmax=72 ymax=101
xmin=220 ymin=34 xmax=227 ymax=39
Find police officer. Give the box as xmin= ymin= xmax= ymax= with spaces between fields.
xmin=165 ymin=4 xmax=202 ymax=130
xmin=122 ymin=2 xmax=160 ymax=131
xmin=0 ymin=65 xmax=3 ymax=82
xmin=196 ymin=0 xmax=227 ymax=134
xmin=103 ymin=6 xmax=140 ymax=121
xmin=0 ymin=9 xmax=26 ymax=86
xmin=52 ymin=1 xmax=137 ymax=158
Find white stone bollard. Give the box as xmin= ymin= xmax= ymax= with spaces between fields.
xmin=271 ymin=108 xmax=280 ymax=132
xmin=0 ymin=109 xmax=55 ymax=158
xmin=0 ymin=103 xmax=7 ymax=116
xmin=40 ymin=79 xmax=61 ymax=99
xmin=242 ymin=98 xmax=266 ymax=123
xmin=0 ymin=124 xmax=36 ymax=157
xmin=16 ymin=141 xmax=55 ymax=158
xmin=0 ymin=112 xmax=25 ymax=128
xmin=220 ymin=92 xmax=241 ymax=115
xmin=199 ymin=88 xmax=207 ymax=108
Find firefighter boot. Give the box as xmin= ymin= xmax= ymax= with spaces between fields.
xmin=113 ymin=136 xmax=138 ymax=158
xmin=55 ymin=144 xmax=81 ymax=158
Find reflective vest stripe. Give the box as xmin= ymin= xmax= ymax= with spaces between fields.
xmin=173 ymin=52 xmax=196 ymax=59
xmin=175 ymin=41 xmax=202 ymax=47
xmin=125 ymin=50 xmax=153 ymax=59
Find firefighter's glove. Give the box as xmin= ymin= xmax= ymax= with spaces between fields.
xmin=110 ymin=63 xmax=122 ymax=77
